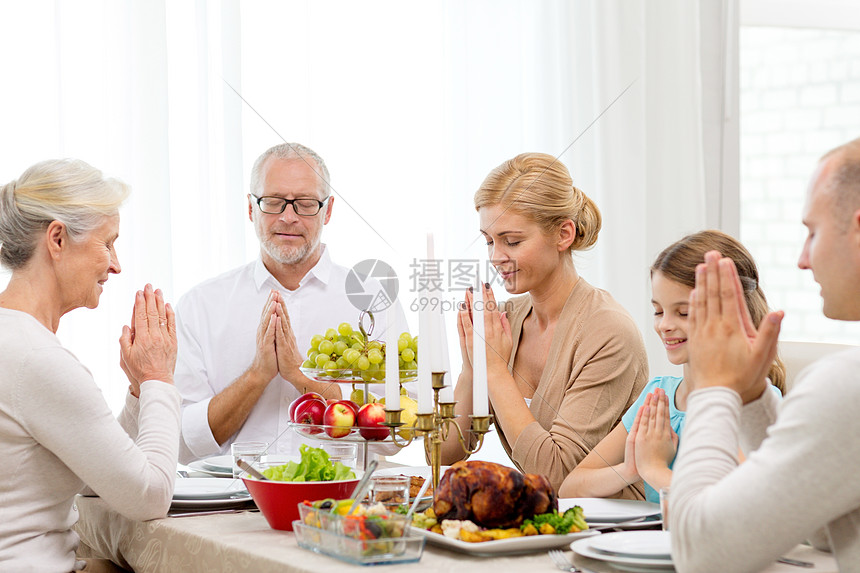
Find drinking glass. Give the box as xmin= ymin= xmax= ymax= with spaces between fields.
xmin=231 ymin=441 xmax=268 ymax=478
xmin=659 ymin=486 xmax=670 ymax=531
xmin=369 ymin=475 xmax=410 ymax=511
xmin=321 ymin=442 xmax=358 ymax=469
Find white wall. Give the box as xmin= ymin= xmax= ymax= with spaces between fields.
xmin=740 ymin=27 xmax=860 ymax=343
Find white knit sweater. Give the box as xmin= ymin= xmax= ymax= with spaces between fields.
xmin=0 ymin=308 xmax=180 ymax=573
xmin=671 ymin=348 xmax=860 ymax=572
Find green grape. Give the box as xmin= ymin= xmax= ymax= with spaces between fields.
xmin=367 ymin=340 xmax=382 ymax=351
xmin=400 ymin=348 xmax=415 ymax=362
xmin=360 ymin=370 xmax=374 ymax=382
xmin=302 ymin=359 xmax=314 ymax=368
xmin=350 ymin=332 xmax=365 ymax=344
xmin=334 ymin=341 xmax=348 ymax=355
xmin=338 ymin=322 xmax=353 ymax=336
xmin=314 ymin=353 xmax=329 ymax=368
xmin=367 ymin=349 xmax=383 ymax=364
xmin=351 ymin=342 xmax=364 ymax=352
xmin=325 ymin=328 xmax=338 ymax=341
xmin=324 ymin=360 xmax=338 ymax=372
xmin=405 ymin=360 xmax=418 ymax=371
xmin=310 ymin=334 xmax=324 ymax=351
xmin=307 ymin=348 xmax=318 ymax=359
xmin=397 ymin=338 xmax=409 ymax=352
xmin=318 ymin=340 xmax=335 ymax=355
xmin=356 ymin=355 xmax=371 ymax=370
xmin=399 ymin=332 xmax=412 ymax=342
xmin=409 ymin=338 xmax=418 ymax=353
xmin=336 ymin=356 xmax=349 ymax=369
xmin=343 ymin=348 xmax=361 ymax=365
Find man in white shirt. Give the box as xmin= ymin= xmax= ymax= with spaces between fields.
xmin=176 ymin=143 xmax=405 ymax=462
xmin=670 ymin=137 xmax=860 ymax=571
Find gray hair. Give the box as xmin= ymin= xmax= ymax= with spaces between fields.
xmin=249 ymin=142 xmax=331 ymax=198
xmin=0 ymin=159 xmax=130 ymax=269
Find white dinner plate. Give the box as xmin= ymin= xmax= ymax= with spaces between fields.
xmin=570 ymin=536 xmax=674 ymax=572
xmin=200 ymin=455 xmax=234 ymax=473
xmin=559 ymin=498 xmax=662 ymax=524
xmin=189 ymin=454 xmax=296 ymax=477
xmin=589 ymin=531 xmax=672 ymax=559
xmin=173 ymin=478 xmax=248 ymax=500
xmin=170 ymin=494 xmax=253 ymax=510
xmin=187 ymin=460 xmax=232 ymax=478
xmin=415 ymin=527 xmax=600 ymax=556
xmin=375 ymin=465 xmax=450 ymax=481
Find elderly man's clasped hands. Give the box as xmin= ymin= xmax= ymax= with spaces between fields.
xmin=251 ymin=289 xmax=305 ymax=385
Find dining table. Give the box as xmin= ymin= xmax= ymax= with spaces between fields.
xmin=73 ymin=463 xmax=839 ymax=573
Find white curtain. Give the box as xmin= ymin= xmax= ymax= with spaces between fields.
xmin=0 ymin=0 xmax=733 ymax=413
xmin=0 ymin=0 xmax=245 ymax=411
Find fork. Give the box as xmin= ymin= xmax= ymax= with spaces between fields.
xmin=547 ymin=549 xmax=598 ymax=573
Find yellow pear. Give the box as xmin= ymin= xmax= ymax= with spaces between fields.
xmin=398 ymin=395 xmax=418 ymax=439
xmin=377 ymin=395 xmax=418 ymax=439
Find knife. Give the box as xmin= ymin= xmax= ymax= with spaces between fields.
xmin=237 ymin=459 xmax=268 ymax=480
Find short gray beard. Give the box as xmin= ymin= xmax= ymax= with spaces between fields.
xmin=261 ymin=234 xmax=319 ymax=265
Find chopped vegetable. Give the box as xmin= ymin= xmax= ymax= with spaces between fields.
xmin=262 ymin=444 xmax=356 ymax=482
xmin=520 ymin=505 xmax=588 ymax=535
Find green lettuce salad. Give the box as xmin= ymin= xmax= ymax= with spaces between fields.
xmin=261 ymin=444 xmax=356 ymax=482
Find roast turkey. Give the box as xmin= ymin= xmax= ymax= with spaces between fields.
xmin=433 ymin=460 xmax=557 ymax=528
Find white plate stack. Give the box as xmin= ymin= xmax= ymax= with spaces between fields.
xmin=570 ymin=530 xmax=674 ymax=572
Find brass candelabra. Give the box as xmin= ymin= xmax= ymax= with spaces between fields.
xmin=383 ymin=371 xmax=493 ymax=490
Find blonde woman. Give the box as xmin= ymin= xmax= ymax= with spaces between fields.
xmin=0 ymin=159 xmax=180 ymax=572
xmin=441 ymin=152 xmax=649 ymax=492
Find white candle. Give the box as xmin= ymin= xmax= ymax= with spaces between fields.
xmin=471 ymin=276 xmax=489 ymax=416
xmin=416 ymin=231 xmax=435 ymax=414
xmin=438 ymin=308 xmax=454 ymax=402
xmin=417 ymin=304 xmax=433 ymax=413
xmin=385 ymin=304 xmax=400 ymax=409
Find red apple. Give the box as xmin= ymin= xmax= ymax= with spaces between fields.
xmin=323 ymin=402 xmax=356 ymax=438
xmin=357 ymin=402 xmax=389 ymax=440
xmin=289 ymin=392 xmax=325 ymax=422
xmin=293 ymin=398 xmax=326 ymax=434
xmin=337 ymin=399 xmax=360 ymax=418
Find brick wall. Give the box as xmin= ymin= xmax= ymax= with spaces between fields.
xmin=740 ymin=27 xmax=860 ymax=343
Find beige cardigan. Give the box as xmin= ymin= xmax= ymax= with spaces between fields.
xmin=494 ymin=279 xmax=649 ymax=493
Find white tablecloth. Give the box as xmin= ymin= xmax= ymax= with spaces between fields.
xmin=73 ymin=494 xmax=838 ymax=573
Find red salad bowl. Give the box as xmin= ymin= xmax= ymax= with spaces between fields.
xmin=242 ymin=473 xmax=362 ymax=531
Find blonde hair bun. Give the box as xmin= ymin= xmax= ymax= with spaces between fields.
xmin=473 ymin=152 xmax=601 ymax=252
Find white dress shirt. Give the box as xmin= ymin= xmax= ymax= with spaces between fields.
xmin=175 ymin=246 xmax=408 ymax=462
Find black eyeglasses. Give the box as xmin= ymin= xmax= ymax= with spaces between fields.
xmin=250 ymin=194 xmax=329 ymax=216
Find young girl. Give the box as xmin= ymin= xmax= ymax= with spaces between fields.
xmin=559 ymin=230 xmax=785 ymax=502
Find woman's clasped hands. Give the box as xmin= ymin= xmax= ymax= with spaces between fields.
xmin=119 ymin=284 xmax=178 ymax=397
xmin=457 ymin=283 xmax=513 ymax=377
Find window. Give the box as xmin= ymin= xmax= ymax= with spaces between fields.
xmin=740 ymin=3 xmax=860 ymax=343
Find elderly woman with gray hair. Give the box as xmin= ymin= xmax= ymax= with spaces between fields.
xmin=0 ymin=159 xmax=180 ymax=572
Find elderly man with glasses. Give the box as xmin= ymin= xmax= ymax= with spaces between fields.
xmin=174 ymin=143 xmax=406 ymax=462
